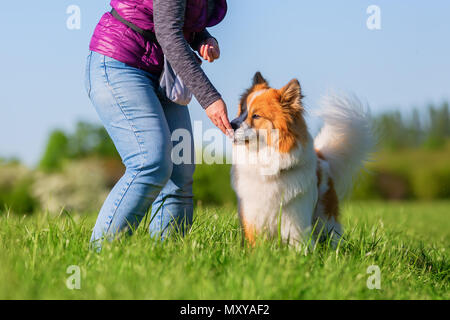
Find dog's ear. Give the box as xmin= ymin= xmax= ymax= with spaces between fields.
xmin=239 ymin=72 xmax=269 ymax=115
xmin=252 ymin=72 xmax=268 ymax=86
xmin=279 ymin=79 xmax=303 ymax=109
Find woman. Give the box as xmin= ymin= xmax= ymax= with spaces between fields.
xmin=85 ymin=0 xmax=231 ymax=247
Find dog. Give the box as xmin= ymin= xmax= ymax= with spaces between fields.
xmin=230 ymin=72 xmax=373 ymax=247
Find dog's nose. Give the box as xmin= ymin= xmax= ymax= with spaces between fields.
xmin=231 ymin=119 xmax=240 ymax=131
xmin=230 ymin=110 xmax=248 ymax=131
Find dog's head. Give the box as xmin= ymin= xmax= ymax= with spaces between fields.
xmin=231 ymin=72 xmax=308 ymax=153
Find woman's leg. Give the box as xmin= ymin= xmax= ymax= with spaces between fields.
xmin=149 ymin=100 xmax=195 ymax=239
xmin=86 ymin=52 xmax=173 ymax=248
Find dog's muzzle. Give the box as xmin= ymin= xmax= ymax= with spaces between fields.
xmin=231 ymin=110 xmax=250 ymax=144
xmin=232 ymin=124 xmax=256 ymax=145
xmin=230 ymin=110 xmax=248 ymax=131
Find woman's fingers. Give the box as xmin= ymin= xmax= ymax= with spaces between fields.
xmin=201 ymin=45 xmax=207 ymax=59
xmin=220 ymin=113 xmax=233 ymax=136
xmin=200 ymin=45 xmax=207 ymax=59
xmin=205 ymin=99 xmax=231 ymax=136
xmin=200 ymin=43 xmax=220 ymax=62
xmin=216 ymin=118 xmax=227 ymax=135
xmin=213 ymin=112 xmax=232 ymax=136
xmin=206 ymin=46 xmax=211 ymax=60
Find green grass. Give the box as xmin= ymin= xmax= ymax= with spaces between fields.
xmin=0 ymin=201 xmax=448 ymax=300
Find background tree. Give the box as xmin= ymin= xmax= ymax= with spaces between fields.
xmin=39 ymin=130 xmax=69 ymax=172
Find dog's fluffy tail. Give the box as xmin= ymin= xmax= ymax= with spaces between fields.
xmin=314 ymin=93 xmax=374 ymax=200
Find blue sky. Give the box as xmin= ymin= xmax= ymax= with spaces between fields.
xmin=1 ymin=1 xmax=449 ymax=165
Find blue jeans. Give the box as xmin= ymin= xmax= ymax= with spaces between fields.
xmin=85 ymin=51 xmax=195 ymax=247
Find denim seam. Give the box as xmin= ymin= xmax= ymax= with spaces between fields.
xmin=86 ymin=52 xmax=92 ymax=98
xmin=105 ymin=172 xmax=138 ymax=232
xmin=100 ymin=56 xmax=148 ymax=232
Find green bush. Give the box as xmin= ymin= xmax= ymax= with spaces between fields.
xmin=351 ymin=171 xmax=382 ymax=200
xmin=193 ymin=163 xmax=236 ymax=206
xmin=5 ymin=178 xmax=38 ymax=213
xmin=68 ymin=122 xmax=118 ymax=159
xmin=39 ymin=122 xmax=120 ymax=174
xmin=411 ymin=166 xmax=450 ymax=200
xmin=351 ymin=141 xmax=450 ymax=200
xmin=39 ymin=130 xmax=69 ymax=172
xmin=0 ymin=177 xmax=38 ymax=214
xmin=0 ymin=163 xmax=38 ymax=214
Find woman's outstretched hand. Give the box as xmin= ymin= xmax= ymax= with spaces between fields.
xmin=199 ymin=38 xmax=220 ymax=63
xmin=206 ymin=98 xmax=233 ymax=136
xmin=201 ymin=39 xmax=229 ymax=135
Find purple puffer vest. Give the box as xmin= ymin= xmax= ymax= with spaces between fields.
xmin=90 ymin=0 xmax=227 ymax=74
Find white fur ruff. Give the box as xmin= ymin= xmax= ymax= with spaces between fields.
xmin=232 ymin=134 xmax=318 ymax=245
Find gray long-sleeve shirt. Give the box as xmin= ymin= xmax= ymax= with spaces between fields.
xmin=153 ymin=0 xmax=222 ymax=109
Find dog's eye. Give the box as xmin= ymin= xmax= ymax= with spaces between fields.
xmin=252 ymin=114 xmax=261 ymax=120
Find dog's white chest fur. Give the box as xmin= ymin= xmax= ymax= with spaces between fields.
xmin=231 ymin=136 xmax=318 ymax=244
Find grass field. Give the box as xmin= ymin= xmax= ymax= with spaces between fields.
xmin=0 ymin=201 xmax=448 ymax=300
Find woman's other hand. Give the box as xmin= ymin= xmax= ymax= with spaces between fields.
xmin=206 ymin=98 xmax=233 ymax=136
xmin=199 ymin=38 xmax=220 ymax=63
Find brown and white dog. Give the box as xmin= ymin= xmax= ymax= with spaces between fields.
xmin=230 ymin=72 xmax=373 ymax=247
